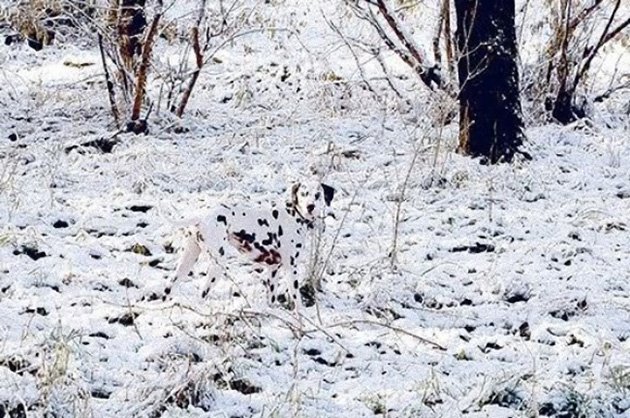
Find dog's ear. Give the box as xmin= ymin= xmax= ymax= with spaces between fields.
xmin=321 ymin=183 xmax=335 ymax=206
xmin=291 ymin=182 xmax=301 ymax=205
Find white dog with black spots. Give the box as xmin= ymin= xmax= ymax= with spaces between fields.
xmin=168 ymin=181 xmax=335 ymax=317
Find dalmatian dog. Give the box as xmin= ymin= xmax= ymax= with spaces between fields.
xmin=168 ymin=181 xmax=335 ymax=316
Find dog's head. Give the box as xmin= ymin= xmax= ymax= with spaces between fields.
xmin=290 ymin=181 xmax=336 ymax=220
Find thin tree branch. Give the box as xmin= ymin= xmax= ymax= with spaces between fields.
xmin=572 ymin=0 xmax=622 ymax=92
xmin=175 ymin=0 xmax=207 ymax=117
xmin=98 ymin=33 xmax=121 ymax=128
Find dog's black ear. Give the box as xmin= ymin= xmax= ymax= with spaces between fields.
xmin=291 ymin=182 xmax=301 ymax=205
xmin=321 ymin=183 xmax=335 ymax=206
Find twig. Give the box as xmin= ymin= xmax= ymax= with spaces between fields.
xmin=327 ymin=318 xmax=446 ymax=351
xmin=313 ymin=186 xmax=360 ymax=290
xmin=323 ymin=13 xmax=379 ymax=100
xmin=98 ymin=33 xmax=121 ymax=127
xmin=175 ymin=0 xmax=207 ymax=117
xmin=390 ymin=142 xmax=430 ymax=267
xmin=572 ymin=0 xmax=624 ymax=93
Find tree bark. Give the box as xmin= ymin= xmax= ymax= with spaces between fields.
xmin=454 ymin=0 xmax=526 ymax=163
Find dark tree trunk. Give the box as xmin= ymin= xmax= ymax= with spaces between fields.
xmin=454 ymin=0 xmax=527 ymax=164
xmin=117 ymin=0 xmax=147 ymax=72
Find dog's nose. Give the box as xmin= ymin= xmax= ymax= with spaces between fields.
xmin=307 ymin=204 xmax=315 ymax=213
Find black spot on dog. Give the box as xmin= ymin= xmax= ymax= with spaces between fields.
xmin=217 ymin=215 xmax=227 ymax=225
xmin=234 ymin=230 xmax=256 ymax=244
xmin=278 ymin=225 xmax=283 ymax=236
xmin=258 ymin=218 xmax=270 ymax=227
xmin=219 ymin=247 xmax=225 ymax=256
xmin=296 ymin=243 xmax=302 ymax=248
xmin=272 ymin=209 xmax=279 ymax=219
xmin=293 ymin=280 xmax=298 ymax=289
xmin=321 ymin=183 xmax=336 ymax=206
xmin=290 ymin=256 xmax=295 ymax=266
xmin=262 ymin=232 xmax=275 ymax=246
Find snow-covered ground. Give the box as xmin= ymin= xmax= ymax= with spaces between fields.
xmin=1 ymin=1 xmax=629 ymax=417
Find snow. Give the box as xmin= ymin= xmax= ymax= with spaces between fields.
xmin=1 ymin=0 xmax=629 ymax=417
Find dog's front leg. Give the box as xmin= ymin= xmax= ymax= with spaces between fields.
xmin=201 ymin=261 xmax=225 ymax=299
xmin=287 ymin=265 xmax=304 ymax=326
xmin=266 ymin=266 xmax=281 ymax=305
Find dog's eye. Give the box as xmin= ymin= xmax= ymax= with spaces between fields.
xmin=315 ymin=193 xmax=321 ymax=200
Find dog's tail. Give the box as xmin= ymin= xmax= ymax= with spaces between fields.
xmin=157 ymin=202 xmax=205 ymax=229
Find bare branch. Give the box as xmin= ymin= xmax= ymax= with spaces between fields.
xmin=573 ymin=0 xmax=625 ymax=92
xmin=175 ymin=0 xmax=207 ymax=118
xmin=98 ymin=33 xmax=121 ymax=128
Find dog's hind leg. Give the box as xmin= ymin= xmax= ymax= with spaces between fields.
xmin=173 ymin=232 xmax=202 ymax=284
xmin=201 ymin=261 xmax=224 ymax=299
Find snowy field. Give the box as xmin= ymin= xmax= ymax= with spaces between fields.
xmin=1 ymin=1 xmax=629 ymax=417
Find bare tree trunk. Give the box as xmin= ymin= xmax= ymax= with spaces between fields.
xmin=454 ymin=0 xmax=526 ymax=164
xmin=117 ymin=0 xmax=146 ymax=72
xmin=433 ymin=0 xmax=455 ymax=79
xmin=129 ymin=1 xmax=162 ymax=131
xmin=442 ymin=0 xmax=455 ymax=77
